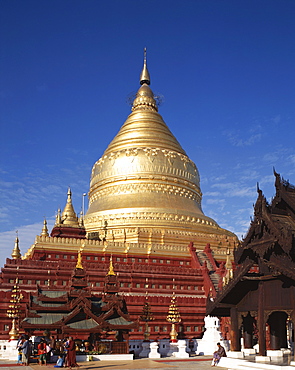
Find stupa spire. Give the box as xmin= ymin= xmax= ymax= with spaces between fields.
xmin=75 ymin=247 xmax=84 ymax=270
xmin=40 ymin=218 xmax=49 ymax=237
xmin=61 ymin=187 xmax=79 ymax=227
xmin=107 ymin=256 xmax=116 ymax=276
xmin=139 ymin=47 xmax=150 ymax=85
xmin=11 ymin=233 xmax=21 ymax=259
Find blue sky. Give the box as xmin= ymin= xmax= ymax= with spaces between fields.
xmin=1 ymin=0 xmax=295 ymax=266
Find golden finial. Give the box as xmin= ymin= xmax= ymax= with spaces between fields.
xmin=107 ymin=255 xmax=116 ymax=276
xmin=139 ymin=47 xmax=150 ymax=85
xmin=61 ymin=187 xmax=79 ymax=227
xmin=75 ymin=246 xmax=84 ymax=269
xmin=41 ymin=218 xmax=49 ymax=237
xmin=11 ymin=232 xmax=21 ymax=259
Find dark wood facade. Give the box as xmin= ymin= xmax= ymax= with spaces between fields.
xmin=207 ymin=172 xmax=295 ymax=356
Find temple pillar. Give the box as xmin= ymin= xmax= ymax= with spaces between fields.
xmin=242 ymin=312 xmax=255 ymax=349
xmin=268 ymin=311 xmax=288 ymax=350
xmin=257 ymin=281 xmax=266 ymax=356
xmin=230 ymin=306 xmax=241 ymax=351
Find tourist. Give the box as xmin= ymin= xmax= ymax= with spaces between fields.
xmin=16 ymin=336 xmax=24 ymax=364
xmin=66 ymin=336 xmax=79 ymax=369
xmin=54 ymin=355 xmax=64 ymax=368
xmin=38 ymin=338 xmax=47 ymax=366
xmin=212 ymin=342 xmax=226 ymax=366
xmin=20 ymin=335 xmax=30 ymax=366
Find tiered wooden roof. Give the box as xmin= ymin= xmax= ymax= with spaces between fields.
xmin=207 ymin=171 xmax=295 ymax=317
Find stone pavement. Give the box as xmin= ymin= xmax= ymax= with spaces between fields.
xmin=0 ymin=357 xmax=228 ymax=370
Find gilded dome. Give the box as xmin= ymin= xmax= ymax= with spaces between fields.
xmin=84 ymin=55 xmax=236 ymax=249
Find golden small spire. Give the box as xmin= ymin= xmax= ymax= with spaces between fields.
xmin=139 ymin=47 xmax=150 ymax=85
xmin=75 ymin=247 xmax=84 ymax=269
xmin=41 ymin=218 xmax=49 ymax=237
xmin=107 ymin=256 xmax=116 ymax=276
xmin=61 ymin=187 xmax=79 ymax=227
xmin=11 ymin=233 xmax=21 ymax=259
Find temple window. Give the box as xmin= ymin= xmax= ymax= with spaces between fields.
xmin=63 ymin=255 xmax=67 ymax=259
xmin=166 ymin=285 xmax=170 ymax=289
xmin=138 ymin=258 xmax=142 ymax=262
xmin=194 ymin=286 xmax=198 ymax=290
xmin=71 ymin=255 xmax=75 ymax=259
xmin=94 ymin=256 xmax=98 ymax=260
xmin=186 ymin=261 xmax=190 ymax=265
xmin=160 ymin=259 xmax=163 ymax=263
xmin=136 ymin=283 xmax=140 ymax=288
xmin=48 ymin=254 xmax=51 ymax=258
xmin=116 ymin=257 xmax=120 ymax=261
xmin=55 ymin=254 xmax=59 ymax=258
xmin=120 ymin=283 xmax=124 ymax=287
xmin=194 ymin=326 xmax=199 ymax=331
xmin=151 ymin=284 xmax=155 ymax=289
xmin=188 ymin=286 xmax=191 ymax=290
xmin=101 ymin=257 xmax=105 ymax=261
xmin=4 ymin=325 xmax=9 ymax=331
xmin=123 ymin=258 xmax=127 ymax=262
xmin=162 ymin=326 xmax=168 ymax=332
xmin=62 ymin=281 xmax=67 ymax=286
xmin=27 ymin=280 xmax=32 ymax=285
xmin=167 ymin=260 xmax=170 ymax=264
xmin=131 ymin=258 xmax=135 ymax=262
xmin=128 ymin=283 xmax=131 ymax=287
xmin=155 ymin=326 xmax=159 ymax=332
xmin=53 ymin=281 xmax=57 ymax=285
xmin=36 ymin=280 xmax=41 ymax=285
xmin=45 ymin=281 xmax=49 ymax=286
xmin=139 ymin=326 xmax=143 ymax=331
xmin=86 ymin=256 xmax=90 ymax=260
xmin=186 ymin=326 xmax=191 ymax=331
xmin=19 ymin=280 xmax=23 ymax=284
xmin=9 ymin=279 xmax=14 ymax=284
xmin=95 ymin=282 xmax=100 ymax=286
xmin=180 ymin=261 xmax=184 ymax=265
xmin=180 ymin=285 xmax=184 ymax=290
xmin=159 ymin=285 xmax=163 ymax=289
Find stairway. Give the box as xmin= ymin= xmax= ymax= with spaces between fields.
xmin=196 ymin=251 xmax=220 ymax=290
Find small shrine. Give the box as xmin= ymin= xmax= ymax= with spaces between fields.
xmin=21 ymin=251 xmax=138 ymax=354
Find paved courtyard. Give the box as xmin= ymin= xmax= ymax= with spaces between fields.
xmin=0 ymin=357 xmax=228 ymax=370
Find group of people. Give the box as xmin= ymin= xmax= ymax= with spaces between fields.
xmin=17 ymin=335 xmax=79 ymax=368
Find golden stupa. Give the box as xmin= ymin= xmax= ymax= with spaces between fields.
xmin=84 ymin=51 xmax=237 ymax=256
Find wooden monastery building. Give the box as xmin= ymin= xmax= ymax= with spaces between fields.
xmin=0 ymin=55 xmax=238 ymax=341
xmin=207 ymin=171 xmax=295 ymax=356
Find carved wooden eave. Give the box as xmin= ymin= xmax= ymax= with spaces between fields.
xmin=61 ymin=305 xmax=102 ymax=326
xmin=266 ymin=254 xmax=295 ymax=280
xmin=69 ymin=294 xmax=92 ymax=310
xmin=206 ymin=257 xmax=254 ymax=316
